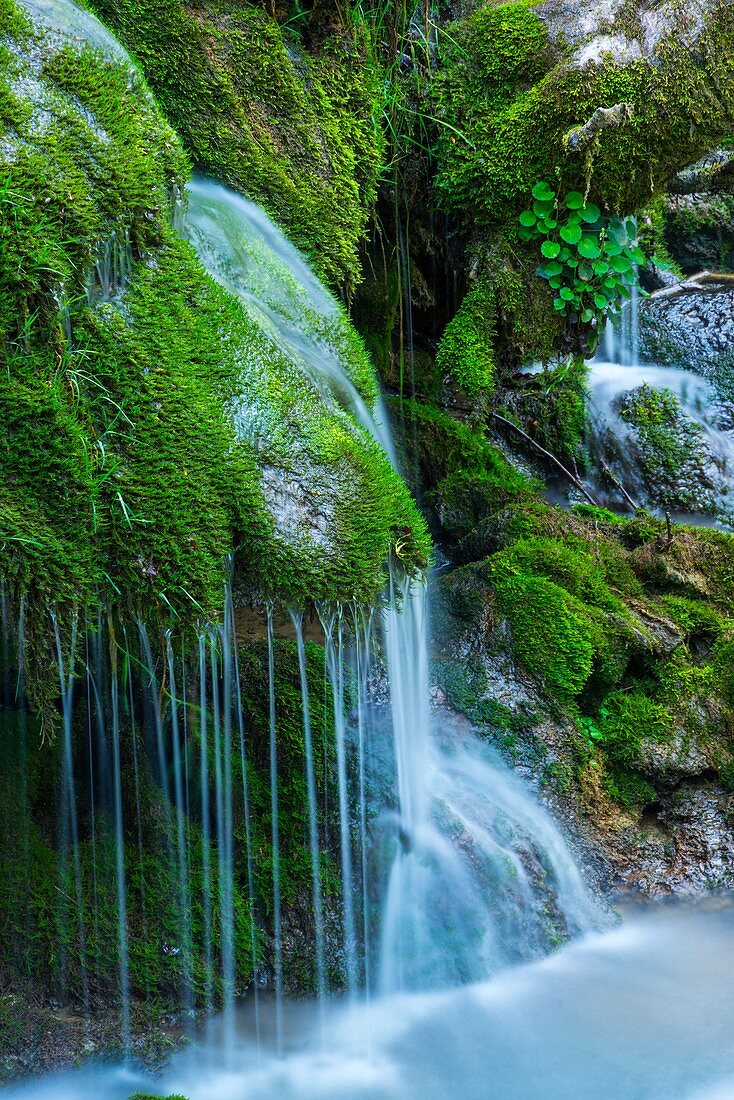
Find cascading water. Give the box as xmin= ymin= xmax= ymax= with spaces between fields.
xmin=180 ymin=165 xmax=601 ymax=996
xmin=587 ymin=289 xmax=734 ymax=524
xmin=8 ymin=5 xmax=724 ymax=1098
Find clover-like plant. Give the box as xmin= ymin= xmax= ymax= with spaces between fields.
xmin=518 ymin=182 xmax=650 ymax=331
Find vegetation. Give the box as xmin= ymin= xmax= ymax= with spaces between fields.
xmin=87 ymin=0 xmax=383 ymax=289
xmin=0 ymin=635 xmax=341 ymax=1034
xmin=4 ymin=0 xmax=734 ymax=1077
xmin=0 ymin=0 xmax=428 ymax=716
xmin=518 ymin=183 xmax=649 ymax=332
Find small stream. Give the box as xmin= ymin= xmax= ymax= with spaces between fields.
xmin=586 ymin=284 xmax=734 ymax=525
xmin=6 ymin=903 xmax=734 ymax=1100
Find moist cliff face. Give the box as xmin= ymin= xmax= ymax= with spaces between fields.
xmin=388 ymin=402 xmax=734 ymax=898
xmin=0 ymin=0 xmax=428 ymax=701
xmin=0 ymin=0 xmax=427 ymax=1073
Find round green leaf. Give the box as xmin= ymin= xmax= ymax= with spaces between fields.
xmin=560 ymin=223 xmax=582 ymax=244
xmin=548 ymin=275 xmax=562 ymax=289
xmin=594 ymin=293 xmax=607 ymax=310
xmin=578 ymin=262 xmax=593 ymax=281
xmin=592 ymin=260 xmax=610 ymax=276
xmin=565 ymin=191 xmax=584 ymax=209
xmin=560 ymin=286 xmax=574 ymax=301
xmin=581 ymin=308 xmax=595 ymax=323
xmin=546 ymin=260 xmax=563 ymax=275
xmin=577 ymin=236 xmax=601 ymax=259
xmin=519 ymin=210 xmax=537 ymax=227
xmin=602 ymin=240 xmax=623 ymax=257
xmin=533 ymin=199 xmax=555 ymax=217
xmin=579 ymin=203 xmax=601 ymax=223
xmin=541 ymin=239 xmax=561 ymax=259
xmin=629 ymin=246 xmax=645 ymax=265
xmin=553 ymin=297 xmax=567 ymax=311
xmin=532 ymin=181 xmax=555 ymax=201
xmin=610 ymin=255 xmax=632 ymax=274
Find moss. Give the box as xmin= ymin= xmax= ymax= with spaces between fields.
xmin=711 ymin=636 xmax=734 ymax=708
xmin=658 ymin=595 xmax=727 ymax=644
xmin=484 ymin=528 xmax=642 ymax=703
xmin=0 ymin=632 xmax=343 ymax=1027
xmin=389 ymin=397 xmax=538 ymax=540
xmin=129 ymin=1094 xmax=188 ymax=1100
xmin=430 ymin=0 xmax=734 ymax=366
xmin=492 ymin=572 xmax=595 ymax=702
xmin=497 ymin=356 xmax=589 ymax=467
xmin=0 ymin=10 xmax=429 ymax=711
xmin=435 ymin=277 xmax=497 ymax=398
xmin=640 ymin=194 xmax=682 ymax=277
xmin=616 ymin=383 xmax=714 ymax=513
xmin=87 ymin=0 xmax=383 ymax=289
xmin=435 ymin=1 xmax=734 ymax=229
xmin=592 ymin=690 xmax=673 ymax=806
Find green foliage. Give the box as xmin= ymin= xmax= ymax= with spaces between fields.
xmin=493 ymin=572 xmax=595 ymax=702
xmin=87 ymin=0 xmax=383 ymax=289
xmin=711 ymin=636 xmax=734 ymax=707
xmin=0 ymin=634 xmax=343 ymax=1030
xmin=0 ymin=9 xmax=429 ymax=714
xmin=435 ymin=0 xmax=734 ymax=226
xmin=389 ymin=398 xmax=537 ymax=543
xmin=435 ymin=277 xmax=496 ymax=397
xmin=490 ymin=537 xmax=627 ymax=614
xmin=518 ymin=183 xmax=648 ymax=330
xmin=659 ymin=596 xmax=726 ymax=642
xmin=617 ymin=384 xmax=712 ymax=513
xmin=499 ymin=355 xmax=589 ymax=466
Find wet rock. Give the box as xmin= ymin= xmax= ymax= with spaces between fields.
xmin=639 ymin=274 xmax=734 ymax=399
xmin=433 ymin=570 xmax=734 ymax=902
xmin=636 ymin=730 xmax=713 ymax=784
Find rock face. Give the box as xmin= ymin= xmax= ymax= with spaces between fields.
xmin=431 ymin=597 xmax=734 ymax=899
xmin=664 ymin=148 xmax=734 ymax=273
xmin=0 ymin=0 xmax=429 ymax=700
xmin=536 ymin=0 xmax=722 ymax=62
xmin=639 ymin=275 xmax=734 ymax=398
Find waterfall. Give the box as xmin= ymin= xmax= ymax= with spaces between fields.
xmin=588 ymin=289 xmax=734 ymax=524
xmin=266 ymin=607 xmax=284 ymax=1053
xmin=2 ymin=1 xmax=603 ymax=1076
xmin=291 ymin=612 xmax=327 ymax=1006
xmin=0 ymin=167 xmax=601 ymax=1060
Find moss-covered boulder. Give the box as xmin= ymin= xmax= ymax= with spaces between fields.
xmin=0 ymin=0 xmax=428 ymax=707
xmin=431 ymin=0 xmax=734 ymax=376
xmin=86 ymin=0 xmax=383 ymax=290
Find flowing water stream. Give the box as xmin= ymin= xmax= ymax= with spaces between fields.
xmin=586 ymin=290 xmax=734 ymax=524
xmin=5 ymin=2 xmax=734 ymax=1097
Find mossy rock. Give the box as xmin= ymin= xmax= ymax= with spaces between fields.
xmin=87 ymin=0 xmax=383 ymax=289
xmin=429 ymin=0 xmax=734 ymax=368
xmin=0 ymin=1 xmax=429 ymax=708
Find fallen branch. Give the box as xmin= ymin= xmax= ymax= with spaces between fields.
xmin=565 ymin=102 xmax=634 ymax=152
xmin=600 ymin=462 xmax=639 ymax=512
xmin=491 ymin=412 xmax=600 ymax=507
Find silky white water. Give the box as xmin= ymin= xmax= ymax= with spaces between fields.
xmin=7 ymin=904 xmax=734 ymax=1100
xmin=587 ymin=295 xmax=734 ymax=522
